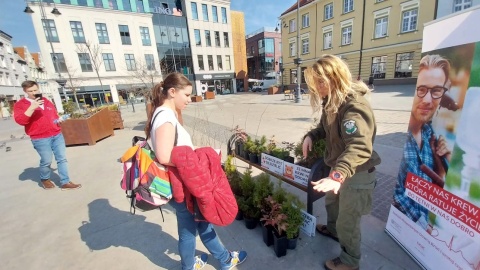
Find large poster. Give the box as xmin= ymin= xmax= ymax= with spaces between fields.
xmin=385 ymin=40 xmax=480 ymax=269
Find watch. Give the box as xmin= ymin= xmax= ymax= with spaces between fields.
xmin=329 ymin=170 xmax=345 ymax=183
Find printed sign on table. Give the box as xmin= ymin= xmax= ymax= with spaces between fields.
xmin=300 ymin=209 xmax=316 ymax=237
xmin=283 ymin=161 xmax=295 ymax=180
xmin=260 ymin=153 xmax=284 ymax=175
xmin=293 ymin=165 xmax=311 ymax=187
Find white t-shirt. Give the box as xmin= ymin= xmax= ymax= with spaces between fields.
xmin=150 ymin=107 xmax=193 ymax=149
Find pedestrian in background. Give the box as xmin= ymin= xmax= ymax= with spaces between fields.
xmin=302 ymin=55 xmax=381 ymax=270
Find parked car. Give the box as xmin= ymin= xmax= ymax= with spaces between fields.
xmin=252 ymin=79 xmax=277 ymax=92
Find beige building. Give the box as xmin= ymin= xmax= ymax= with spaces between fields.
xmin=279 ymin=0 xmax=435 ymax=87
xmin=231 ymin=11 xmax=248 ymax=92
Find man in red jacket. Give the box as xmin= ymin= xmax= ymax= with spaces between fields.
xmin=14 ymin=81 xmax=81 ymax=190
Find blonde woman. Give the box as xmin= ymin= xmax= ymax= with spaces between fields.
xmin=302 ymin=55 xmax=381 ymax=270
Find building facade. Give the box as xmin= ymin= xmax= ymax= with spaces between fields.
xmin=436 ymin=0 xmax=479 ymax=18
xmin=246 ymin=27 xmax=282 ymax=83
xmin=231 ymin=11 xmax=248 ymax=92
xmin=279 ymin=0 xmax=436 ymax=88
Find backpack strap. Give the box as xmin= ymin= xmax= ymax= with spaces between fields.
xmin=151 ymin=109 xmax=178 ymax=146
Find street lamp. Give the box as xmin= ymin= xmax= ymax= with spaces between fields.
xmin=294 ymin=0 xmax=301 ymax=103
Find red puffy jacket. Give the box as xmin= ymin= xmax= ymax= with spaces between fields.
xmin=168 ymin=146 xmax=238 ymax=226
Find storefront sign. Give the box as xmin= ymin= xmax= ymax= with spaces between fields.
xmin=152 ymin=6 xmax=172 ymax=15
xmin=199 ymin=73 xmax=234 ymax=80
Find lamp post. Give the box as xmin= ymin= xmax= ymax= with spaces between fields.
xmin=294 ymin=0 xmax=301 ymax=103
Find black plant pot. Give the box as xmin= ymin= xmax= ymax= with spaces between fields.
xmin=257 ymin=153 xmax=262 ymax=164
xmin=235 ymin=210 xmax=244 ymax=221
xmin=261 ymin=224 xmax=274 ymax=246
xmin=249 ymin=153 xmax=258 ymax=164
xmin=236 ymin=141 xmax=243 ymax=156
xmin=244 ymin=217 xmax=258 ymax=230
xmin=273 ymin=232 xmax=288 ymax=257
xmin=243 ymin=150 xmax=249 ymax=160
xmin=287 ymin=235 xmax=298 ymax=250
xmin=283 ymin=156 xmax=295 ymax=163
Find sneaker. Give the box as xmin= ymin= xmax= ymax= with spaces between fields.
xmin=325 ymin=257 xmax=359 ymax=270
xmin=61 ymin=182 xmax=82 ymax=191
xmin=222 ymin=251 xmax=247 ymax=270
xmin=194 ymin=254 xmax=208 ymax=270
xmin=41 ymin=179 xmax=55 ymax=190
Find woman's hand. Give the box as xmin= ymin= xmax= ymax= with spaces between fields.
xmin=311 ymin=177 xmax=341 ymax=194
xmin=302 ymin=136 xmax=313 ymax=158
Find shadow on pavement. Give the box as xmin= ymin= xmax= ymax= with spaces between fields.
xmin=131 ymin=121 xmax=147 ymax=131
xmin=277 ymin=117 xmax=311 ymax=122
xmin=18 ymin=167 xmax=61 ymax=188
xmin=375 ymin=131 xmax=407 ymax=149
xmin=374 ymin=84 xmax=415 ymax=97
xmin=79 ymin=199 xmax=186 ymax=269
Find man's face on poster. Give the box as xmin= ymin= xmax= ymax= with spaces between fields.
xmin=412 ymin=67 xmax=446 ymax=124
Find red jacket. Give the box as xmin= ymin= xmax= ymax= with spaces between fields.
xmin=168 ymin=146 xmax=238 ymax=226
xmin=13 ymin=98 xmax=61 ymax=139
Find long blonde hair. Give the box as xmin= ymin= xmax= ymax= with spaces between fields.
xmin=304 ymin=55 xmax=369 ymax=124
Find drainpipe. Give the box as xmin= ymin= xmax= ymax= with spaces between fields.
xmin=358 ymin=0 xmax=366 ymax=80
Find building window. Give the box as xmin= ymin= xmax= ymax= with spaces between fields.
xmin=374 ymin=17 xmax=388 ymax=38
xmin=197 ymin=55 xmax=204 ymax=70
xmin=453 ymin=0 xmax=472 ymax=12
xmin=372 ymin=56 xmax=387 ymax=79
xmin=290 ymin=69 xmax=297 ymax=84
xmin=207 ymin=55 xmax=214 ymax=70
xmin=212 ymin=6 xmax=218 ymax=22
xmin=77 ymin=0 xmax=88 ymax=6
xmin=125 ymin=54 xmax=136 ymax=71
xmin=70 ymin=21 xmax=86 ymax=43
xmin=78 ymin=53 xmax=93 ymax=72
xmin=191 ymin=2 xmax=198 ymax=20
xmin=301 ymin=38 xmax=309 ymax=54
xmin=122 ymin=0 xmax=131 ymax=11
xmin=401 ymin=9 xmax=417 ymax=33
xmin=221 ymin=7 xmax=227 ymax=23
xmin=324 ymin=3 xmax=333 ymax=20
xmin=119 ymin=25 xmax=131 ymax=45
xmin=344 ymin=0 xmax=353 ymax=13
xmin=194 ymin=29 xmax=201 ymax=46
xmin=289 ymin=19 xmax=296 ymax=33
xmin=202 ymin=4 xmax=209 ymax=21
xmin=60 ymin=0 xmax=71 ymax=3
xmin=145 ymin=54 xmax=155 ymax=70
xmin=302 ymin=13 xmax=310 ymax=28
xmin=102 ymin=53 xmax=116 ymax=71
xmin=214 ymin=31 xmax=221 ymax=47
xmin=108 ymin=0 xmax=118 ymax=9
xmin=223 ymin=32 xmax=229 ymax=47
xmin=136 ymin=0 xmax=144 ymax=12
xmin=323 ymin=31 xmax=332 ymax=49
xmin=395 ymin=52 xmax=414 ymax=78
xmin=140 ymin=27 xmax=151 ymax=46
xmin=50 ymin=53 xmax=67 ymax=73
xmin=42 ymin=19 xmax=59 ymax=42
xmin=225 ymin=55 xmax=231 ymax=70
xmin=96 ymin=23 xmax=110 ymax=44
xmin=205 ymin=30 xmax=211 ymax=46
xmin=289 ymin=42 xmax=296 ymax=57
xmin=341 ymin=26 xmax=352 ymax=45
xmin=217 ymin=55 xmax=223 ymax=70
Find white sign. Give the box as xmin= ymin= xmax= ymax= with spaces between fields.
xmin=293 ymin=165 xmax=310 ymax=187
xmin=260 ymin=153 xmax=284 ymax=175
xmin=152 ymin=6 xmax=172 ymax=15
xmin=300 ymin=209 xmax=316 ymax=237
xmin=202 ymin=75 xmax=213 ymax=79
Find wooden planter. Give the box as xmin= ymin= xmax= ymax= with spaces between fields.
xmin=268 ymin=86 xmax=280 ymax=95
xmin=60 ymin=108 xmax=114 ymax=146
xmin=109 ymin=110 xmax=124 ymax=129
xmin=205 ymin=91 xmax=215 ymax=100
xmin=191 ymin=95 xmax=203 ymax=102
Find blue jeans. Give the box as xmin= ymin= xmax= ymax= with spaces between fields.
xmin=31 ymin=133 xmax=70 ymax=185
xmin=170 ymin=200 xmax=231 ymax=270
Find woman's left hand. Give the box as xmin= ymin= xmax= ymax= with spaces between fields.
xmin=312 ymin=177 xmax=341 ymax=194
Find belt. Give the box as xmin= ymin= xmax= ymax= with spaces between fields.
xmin=368 ymin=167 xmax=376 ymax=173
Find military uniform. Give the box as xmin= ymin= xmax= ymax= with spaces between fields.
xmin=307 ymin=88 xmax=381 ymax=268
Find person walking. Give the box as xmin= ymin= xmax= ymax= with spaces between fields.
xmin=13 ymin=80 xmax=81 ymax=190
xmin=302 ymin=55 xmax=381 ymax=270
xmin=144 ymin=72 xmax=247 ymax=270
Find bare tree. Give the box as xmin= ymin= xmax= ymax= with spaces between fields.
xmin=76 ymin=41 xmax=107 ymax=104
xmin=64 ymin=61 xmax=83 ymax=111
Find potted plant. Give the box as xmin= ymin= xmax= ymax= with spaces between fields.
xmin=281 ymin=141 xmax=296 ymax=163
xmin=252 ymin=173 xmax=274 ymax=245
xmin=105 ymin=104 xmax=124 ymax=130
xmin=229 ymin=125 xmax=247 ymax=156
xmin=191 ymin=95 xmax=203 ymax=102
xmin=282 ymin=194 xmax=305 ymax=250
xmin=238 ymin=169 xmax=260 ymax=229
xmin=225 ymin=156 xmax=244 ymax=220
xmin=260 ymin=196 xmax=284 ymax=248
xmin=255 ymin=135 xmax=268 ymax=163
xmin=294 ymin=138 xmax=326 ymax=168
xmin=243 ymin=136 xmax=254 ymax=160
xmin=261 ymin=195 xmax=288 ymax=257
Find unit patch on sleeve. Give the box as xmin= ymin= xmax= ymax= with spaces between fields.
xmin=343 ymin=120 xmax=358 ymax=135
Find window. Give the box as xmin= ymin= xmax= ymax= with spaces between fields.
xmin=302 ymin=38 xmax=309 ymax=54
xmin=217 ymin=55 xmax=223 ymax=70
xmin=251 ymin=46 xmax=255 ymax=54
xmin=78 ymin=53 xmax=93 ymax=72
xmin=302 ymin=13 xmax=310 ymax=28
xmin=207 ymin=55 xmax=214 ymax=70
xmin=323 ymin=31 xmax=332 ymax=49
xmin=145 ymin=54 xmax=155 ymax=70
xmin=225 ymin=55 xmax=231 ymax=70
xmin=70 ymin=21 xmax=85 ymax=43
xmin=136 ymin=0 xmax=144 ymax=12
xmin=223 ymin=32 xmax=229 ymax=47
xmin=289 ymin=42 xmax=296 ymax=57
xmin=202 ymin=4 xmax=209 ymax=21
xmin=212 ymin=6 xmax=218 ymax=22
xmin=60 ymin=0 xmax=71 ymax=3
xmin=191 ymin=2 xmax=198 ymax=20
xmin=375 ymin=17 xmax=388 ymax=38
xmin=221 ymin=7 xmax=227 ymax=23
xmin=194 ymin=29 xmax=201 ymax=46
xmin=344 ymin=0 xmax=353 ymax=13
xmin=122 ymin=0 xmax=131 ymax=11
xmin=102 ymin=53 xmax=116 ymax=71
xmin=50 ymin=53 xmax=67 ymax=73
xmin=341 ymin=26 xmax=352 ymax=45
xmin=401 ymin=9 xmax=417 ymax=32
xmin=197 ymin=55 xmax=204 ymax=70
xmin=395 ymin=52 xmax=414 ymax=78
xmin=290 ymin=69 xmax=297 ymax=84
xmin=77 ymin=0 xmax=88 ymax=6
xmin=119 ymin=25 xmax=131 ymax=45
xmin=289 ymin=19 xmax=296 ymax=33
xmin=453 ymin=0 xmax=472 ymax=12
xmin=125 ymin=54 xmax=136 ymax=71
xmin=214 ymin=31 xmax=221 ymax=47
xmin=324 ymin=3 xmax=333 ymax=20
xmin=96 ymin=23 xmax=110 ymax=44
xmin=140 ymin=27 xmax=151 ymax=46
xmin=372 ymin=56 xmax=387 ymax=79
xmin=205 ymin=30 xmax=211 ymax=46
xmin=42 ymin=19 xmax=59 ymax=42
xmin=108 ymin=0 xmax=118 ymax=9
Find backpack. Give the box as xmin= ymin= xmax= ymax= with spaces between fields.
xmin=120 ymin=110 xmax=177 ymax=219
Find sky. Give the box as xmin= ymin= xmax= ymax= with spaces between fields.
xmin=0 ymin=0 xmax=295 ymax=53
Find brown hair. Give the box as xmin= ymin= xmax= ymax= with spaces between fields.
xmin=21 ymin=80 xmax=38 ymax=90
xmin=144 ymin=72 xmax=192 ymax=139
xmin=419 ymin=54 xmax=451 ymax=86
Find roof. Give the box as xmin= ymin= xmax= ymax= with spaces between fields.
xmin=31 ymin=53 xmax=40 ymax=66
xmin=14 ymin=47 xmax=26 ymax=59
xmin=280 ymin=0 xmax=315 ymax=16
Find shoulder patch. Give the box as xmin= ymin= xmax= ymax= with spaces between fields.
xmin=343 ymin=120 xmax=358 ymax=135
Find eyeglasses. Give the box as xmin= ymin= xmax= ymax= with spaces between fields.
xmin=416 ymin=86 xmax=447 ymax=99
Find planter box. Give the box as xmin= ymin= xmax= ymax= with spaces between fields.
xmin=60 ymin=108 xmax=114 ymax=146
xmin=191 ymin=95 xmax=203 ymax=102
xmin=205 ymin=91 xmax=215 ymax=100
xmin=109 ymin=110 xmax=124 ymax=129
xmin=268 ymin=86 xmax=280 ymax=95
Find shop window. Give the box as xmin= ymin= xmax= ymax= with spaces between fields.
xmin=395 ymin=52 xmax=414 ymax=78
xmin=371 ymin=56 xmax=387 ymax=79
